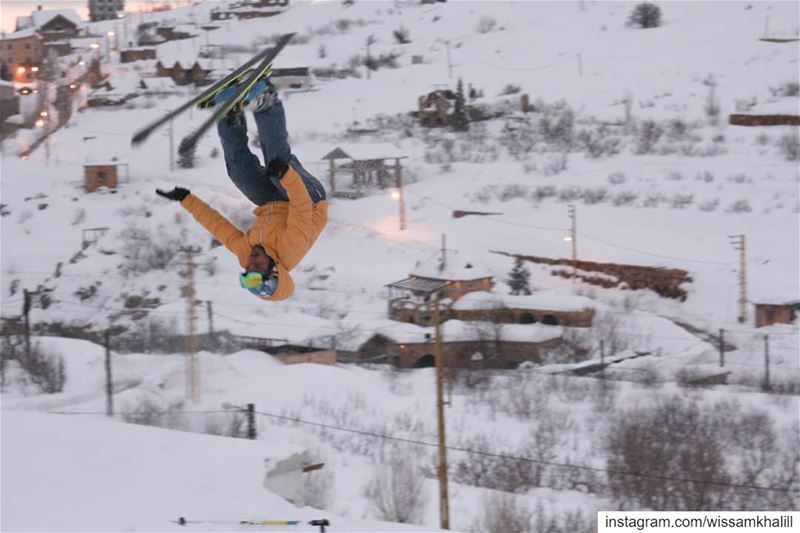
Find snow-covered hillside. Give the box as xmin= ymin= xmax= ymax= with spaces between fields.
xmin=2 ymin=0 xmax=799 ymax=530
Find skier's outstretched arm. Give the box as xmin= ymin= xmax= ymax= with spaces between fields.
xmin=157 ymin=187 xmax=249 ymax=257
xmin=270 ymin=162 xmax=313 ymax=270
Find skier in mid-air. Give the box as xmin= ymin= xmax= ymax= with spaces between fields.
xmin=156 ymin=79 xmax=328 ymax=301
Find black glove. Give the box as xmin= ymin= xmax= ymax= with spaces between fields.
xmin=267 ymin=159 xmax=288 ymax=180
xmin=156 ymin=187 xmax=190 ymax=202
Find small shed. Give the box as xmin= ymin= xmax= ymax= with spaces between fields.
xmin=755 ymin=301 xmax=800 ymax=328
xmin=321 ymin=144 xmax=406 ymax=199
xmin=84 ymin=162 xmax=120 ymax=192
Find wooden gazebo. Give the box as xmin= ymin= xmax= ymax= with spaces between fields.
xmin=321 ymin=144 xmax=406 ymax=199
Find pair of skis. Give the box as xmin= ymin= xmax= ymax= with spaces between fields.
xmin=174 ymin=516 xmax=329 ymax=532
xmin=131 ymin=33 xmax=294 ymax=157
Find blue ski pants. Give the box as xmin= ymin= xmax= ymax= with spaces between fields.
xmin=216 ymin=99 xmax=326 ymax=206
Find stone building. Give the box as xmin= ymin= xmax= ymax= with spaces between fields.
xmin=0 ymin=29 xmax=44 ymax=82
xmin=386 ymin=257 xmax=494 ymax=326
xmin=451 ymin=291 xmax=595 ymax=327
xmin=385 ymin=320 xmax=562 ymax=369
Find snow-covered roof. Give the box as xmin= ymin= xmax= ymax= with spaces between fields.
xmin=411 ymin=252 xmax=493 ymax=281
xmin=1 ymin=27 xmax=39 ymax=40
xmin=97 ymin=71 xmax=142 ymax=96
xmin=16 ymin=9 xmax=83 ymax=31
xmin=452 ymin=290 xmax=596 ymax=312
xmin=383 ymin=319 xmax=562 ymax=344
xmin=140 ymin=77 xmax=176 ymax=91
xmin=322 ymin=143 xmax=405 ymax=161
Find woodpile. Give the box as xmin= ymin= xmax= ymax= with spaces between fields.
xmin=495 ymin=251 xmax=693 ymax=301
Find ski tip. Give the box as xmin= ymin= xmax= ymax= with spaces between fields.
xmin=131 ymin=132 xmax=147 ymax=147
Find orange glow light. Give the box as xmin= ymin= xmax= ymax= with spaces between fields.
xmin=17 ymin=66 xmax=26 ymax=74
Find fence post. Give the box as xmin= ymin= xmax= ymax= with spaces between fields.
xmin=246 ymin=403 xmax=256 ymax=440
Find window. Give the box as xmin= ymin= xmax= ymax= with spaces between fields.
xmin=766 ymin=308 xmax=775 ymax=322
xmin=25 ymin=43 xmax=31 ymax=49
xmin=97 ymin=172 xmax=107 ymax=185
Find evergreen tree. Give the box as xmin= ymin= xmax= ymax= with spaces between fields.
xmin=628 ymin=3 xmax=662 ymax=29
xmin=451 ymin=78 xmax=469 ymax=132
xmin=177 ymin=138 xmax=196 ymax=168
xmin=508 ymin=257 xmax=532 ymax=295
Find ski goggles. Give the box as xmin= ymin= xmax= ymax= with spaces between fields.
xmin=239 ymin=271 xmax=278 ymax=298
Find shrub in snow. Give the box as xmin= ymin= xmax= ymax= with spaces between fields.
xmin=770 ymin=81 xmax=800 ymax=98
xmin=582 ymin=187 xmax=609 ymax=205
xmin=635 ymin=119 xmax=663 ymax=154
xmin=606 ymin=394 xmax=728 ymax=510
xmin=704 ymin=86 xmax=721 ymax=126
xmin=364 ymin=450 xmax=426 ymax=524
xmin=627 ymin=3 xmax=662 ymax=29
xmin=476 ymin=15 xmax=497 ymax=34
xmin=778 ymin=130 xmax=799 ymax=161
xmin=607 ymin=172 xmax=627 ymax=185
xmin=726 ymin=198 xmax=752 ymax=213
xmin=531 ymin=185 xmax=557 ymax=201
xmin=698 ymin=197 xmax=720 ymax=212
xmin=499 ymin=184 xmax=529 ymax=202
xmin=557 ymin=185 xmax=582 ymax=202
xmin=612 ymin=190 xmax=639 ymax=206
xmin=669 ymin=193 xmax=694 ymax=209
xmin=10 ymin=341 xmax=65 ymax=393
xmin=543 ymin=153 xmax=569 ymax=176
xmin=471 ymin=493 xmax=532 ymax=533
xmin=392 ymin=26 xmax=410 ymax=44
xmin=578 ymin=126 xmax=622 ymax=158
xmin=499 ymin=84 xmax=522 ymax=96
xmin=539 ymin=104 xmax=575 ymax=147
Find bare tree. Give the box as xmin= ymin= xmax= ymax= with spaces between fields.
xmin=364 ymin=449 xmax=427 ymax=524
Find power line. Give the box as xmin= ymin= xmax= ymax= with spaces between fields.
xmin=42 ymin=407 xmax=799 ymax=494
xmin=254 ymin=408 xmax=799 ymax=494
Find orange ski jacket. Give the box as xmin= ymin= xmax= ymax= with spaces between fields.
xmin=180 ymin=165 xmax=328 ymax=301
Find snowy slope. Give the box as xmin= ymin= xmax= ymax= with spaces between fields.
xmin=1 ymin=1 xmax=799 ymax=530
xmin=1 ymin=410 xmax=433 ymax=532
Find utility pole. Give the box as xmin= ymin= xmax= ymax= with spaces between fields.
xmin=182 ymin=247 xmax=201 ymax=403
xmin=169 ymin=119 xmax=175 ymax=170
xmin=394 ymin=158 xmax=406 ymax=231
xmin=763 ymin=335 xmax=770 ymax=391
xmin=433 ymin=298 xmax=450 ymax=530
xmin=728 ymin=234 xmax=747 ymax=323
xmin=445 ymin=40 xmax=452 ymax=79
xmin=718 ymin=329 xmax=725 ymax=368
xmin=246 ymin=403 xmax=257 ymax=439
xmin=22 ymin=289 xmax=32 ymax=360
xmin=439 ymin=234 xmax=447 ymax=273
xmin=599 ymin=339 xmax=605 ymax=377
xmin=104 ymin=329 xmax=114 ymax=417
xmin=206 ymin=300 xmax=215 ymax=348
xmin=568 ymin=205 xmax=577 ymax=280
xmin=365 ymin=35 xmax=375 ymax=80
